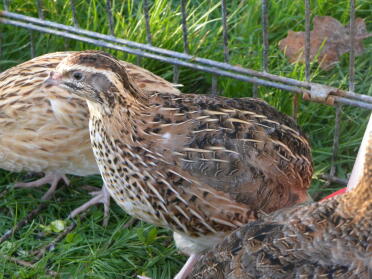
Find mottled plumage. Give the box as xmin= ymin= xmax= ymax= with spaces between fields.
xmin=48 ymin=51 xmax=313 ymax=278
xmin=0 ymin=51 xmax=180 ymax=221
xmin=189 ymin=132 xmax=372 ymax=279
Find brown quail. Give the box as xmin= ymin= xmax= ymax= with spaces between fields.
xmin=188 ymin=122 xmax=372 ymax=279
xmin=0 ymin=51 xmax=180 ymax=225
xmin=46 ymin=50 xmax=313 ymax=279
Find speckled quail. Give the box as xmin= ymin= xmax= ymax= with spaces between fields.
xmin=189 ymin=126 xmax=371 ymax=279
xmin=46 ymin=50 xmax=313 ymax=279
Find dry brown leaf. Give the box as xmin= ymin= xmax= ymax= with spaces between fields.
xmin=279 ymin=16 xmax=371 ymax=70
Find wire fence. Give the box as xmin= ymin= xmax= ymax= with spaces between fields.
xmin=1 ymin=0 xmax=371 ymax=186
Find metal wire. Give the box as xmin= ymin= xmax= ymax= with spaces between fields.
xmin=173 ymin=65 xmax=180 ymax=84
xmin=348 ymin=0 xmax=356 ymax=91
xmin=256 ymin=0 xmax=270 ymax=105
xmin=211 ymin=75 xmax=218 ymax=96
xmin=252 ymin=84 xmax=258 ymax=98
xmin=329 ymin=104 xmax=342 ymax=182
xmin=136 ymin=55 xmax=142 ymax=66
xmin=304 ymin=0 xmax=311 ymax=82
xmin=334 ymin=96 xmax=371 ymax=110
xmin=221 ymin=0 xmax=229 ymax=62
xmin=63 ymin=37 xmax=69 ymax=50
xmin=4 ymin=10 xmax=372 ymax=106
xmin=143 ymin=0 xmax=152 ymax=45
xmin=327 ymin=0 xmax=356 ymax=185
xmin=69 ymin=0 xmax=79 ymax=28
xmin=29 ymin=30 xmax=35 ymax=58
xmin=343 ymin=90 xmax=372 ymax=103
xmin=320 ymin=174 xmax=348 ymax=186
xmin=293 ymin=0 xmax=312 ymax=120
xmin=0 ymin=31 xmax=2 ymax=57
xmin=105 ymin=0 xmax=115 ymax=36
xmin=2 ymin=0 xmax=8 ymax=11
xmin=36 ymin=0 xmax=44 ymax=20
xmin=180 ymin=0 xmax=189 ymax=54
xmin=261 ymin=0 xmax=269 ymax=72
xmin=1 ymin=14 xmax=371 ymax=110
xmin=292 ymin=94 xmax=299 ymax=120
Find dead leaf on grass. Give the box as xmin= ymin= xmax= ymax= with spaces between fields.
xmin=279 ymin=16 xmax=371 ymax=70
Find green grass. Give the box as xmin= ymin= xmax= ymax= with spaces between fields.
xmin=0 ymin=0 xmax=371 ymax=277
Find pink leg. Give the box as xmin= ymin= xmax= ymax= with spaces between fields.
xmin=14 ymin=172 xmax=70 ymax=200
xmin=137 ymin=254 xmax=200 ymax=279
xmin=68 ymin=184 xmax=111 ymax=226
xmin=174 ymin=254 xmax=201 ymax=279
xmin=14 ymin=172 xmax=111 ymax=225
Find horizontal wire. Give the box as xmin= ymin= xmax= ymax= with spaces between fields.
xmin=1 ymin=16 xmax=371 ymax=110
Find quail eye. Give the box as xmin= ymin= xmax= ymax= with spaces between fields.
xmin=72 ymin=71 xmax=83 ymax=81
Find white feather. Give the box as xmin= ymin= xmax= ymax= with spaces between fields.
xmin=347 ymin=113 xmax=372 ymax=191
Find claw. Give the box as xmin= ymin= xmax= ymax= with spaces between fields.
xmin=13 ymin=172 xmax=112 ymax=226
xmin=14 ymin=172 xmax=70 ymax=200
xmin=68 ymin=185 xmax=111 ymax=226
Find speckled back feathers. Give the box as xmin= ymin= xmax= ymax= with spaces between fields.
xmin=189 ymin=132 xmax=372 ymax=279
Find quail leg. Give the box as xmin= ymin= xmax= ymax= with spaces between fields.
xmin=14 ymin=172 xmax=111 ymax=225
xmin=137 ymin=254 xmax=200 ymax=279
xmin=14 ymin=171 xmax=70 ymax=200
xmin=173 ymin=254 xmax=201 ymax=279
xmin=68 ymin=184 xmax=111 ymax=226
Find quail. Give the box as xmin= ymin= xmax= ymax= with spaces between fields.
xmin=46 ymin=50 xmax=313 ymax=279
xmin=0 ymin=51 xmax=180 ymax=225
xmin=189 ymin=127 xmax=372 ymax=279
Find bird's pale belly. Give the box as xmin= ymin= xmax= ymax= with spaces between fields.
xmin=102 ymin=174 xmax=164 ymax=226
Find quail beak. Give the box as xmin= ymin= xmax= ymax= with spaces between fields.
xmin=43 ymin=71 xmax=63 ymax=89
